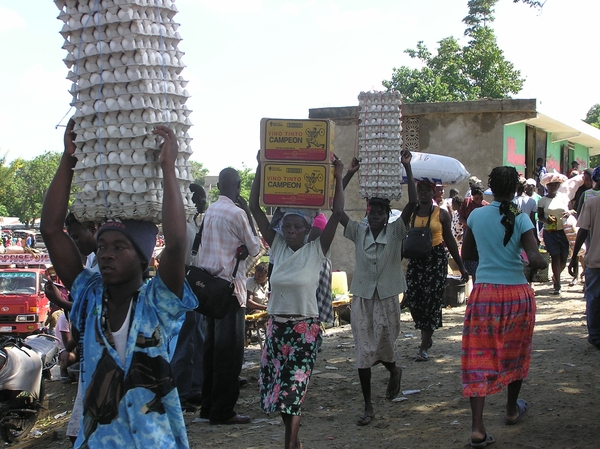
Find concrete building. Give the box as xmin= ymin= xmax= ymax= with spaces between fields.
xmin=309 ymin=98 xmax=600 ymax=286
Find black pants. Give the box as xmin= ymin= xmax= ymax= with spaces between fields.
xmin=200 ymin=303 xmax=245 ymax=423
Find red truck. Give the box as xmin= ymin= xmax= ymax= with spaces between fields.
xmin=0 ymin=254 xmax=52 ymax=336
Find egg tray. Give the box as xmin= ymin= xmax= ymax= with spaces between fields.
xmin=356 ymin=91 xmax=404 ymax=201
xmin=55 ymin=0 xmax=195 ymax=224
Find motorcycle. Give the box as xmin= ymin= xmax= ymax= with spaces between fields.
xmin=0 ymin=334 xmax=61 ymax=442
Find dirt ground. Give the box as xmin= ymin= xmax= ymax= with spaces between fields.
xmin=11 ymin=270 xmax=600 ymax=449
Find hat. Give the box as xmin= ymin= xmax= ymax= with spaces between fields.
xmin=468 ymin=176 xmax=482 ymax=184
xmin=525 ymin=178 xmax=537 ymax=186
xmin=540 ymin=172 xmax=568 ymax=186
xmin=96 ymin=219 xmax=158 ymax=268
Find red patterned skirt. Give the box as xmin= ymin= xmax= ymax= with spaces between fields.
xmin=462 ymin=283 xmax=536 ymax=397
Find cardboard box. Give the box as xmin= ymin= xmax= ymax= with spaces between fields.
xmin=260 ymin=118 xmax=334 ymax=162
xmin=260 ymin=162 xmax=334 ymax=209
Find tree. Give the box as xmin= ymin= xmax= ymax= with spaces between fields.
xmin=189 ymin=160 xmax=209 ymax=186
xmin=584 ymin=104 xmax=600 ymax=167
xmin=584 ymin=104 xmax=600 ymax=129
xmin=0 ymin=153 xmax=18 ymax=215
xmin=383 ymin=0 xmax=526 ymax=103
xmin=5 ymin=152 xmax=62 ymax=227
xmin=516 ymin=0 xmax=545 ymax=7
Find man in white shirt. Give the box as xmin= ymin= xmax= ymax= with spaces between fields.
xmin=198 ymin=168 xmax=260 ymax=425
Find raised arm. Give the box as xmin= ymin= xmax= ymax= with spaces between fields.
xmin=44 ymin=282 xmax=73 ymax=311
xmin=320 ymin=159 xmax=344 ymax=254
xmin=340 ymin=157 xmax=359 ymax=228
xmin=400 ymin=150 xmax=418 ymax=224
xmin=342 ymin=157 xmax=360 ymax=189
xmin=154 ymin=126 xmax=186 ymax=296
xmin=40 ymin=119 xmax=85 ymax=290
xmin=249 ymin=160 xmax=276 ymax=247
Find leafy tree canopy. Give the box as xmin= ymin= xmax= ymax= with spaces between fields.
xmin=1 ymin=152 xmax=62 ymax=227
xmin=517 ymin=0 xmax=545 ymax=8
xmin=383 ymin=0 xmax=528 ymax=103
xmin=189 ymin=160 xmax=209 ymax=186
xmin=584 ymin=104 xmax=600 ymax=129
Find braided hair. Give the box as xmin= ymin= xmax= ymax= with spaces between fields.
xmin=488 ymin=166 xmax=521 ymax=246
xmin=368 ymin=197 xmax=392 ymax=219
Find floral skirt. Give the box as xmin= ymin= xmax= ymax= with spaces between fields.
xmin=462 ymin=283 xmax=536 ymax=397
xmin=259 ymin=317 xmax=322 ymax=415
xmin=405 ymin=244 xmax=448 ymax=331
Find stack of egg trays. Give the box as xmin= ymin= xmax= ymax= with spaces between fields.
xmin=357 ymin=91 xmax=403 ymax=201
xmin=55 ymin=0 xmax=196 ymax=224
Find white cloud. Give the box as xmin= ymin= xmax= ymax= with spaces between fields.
xmin=314 ymin=5 xmax=394 ymax=30
xmin=186 ymin=0 xmax=264 ymax=14
xmin=279 ymin=2 xmax=299 ymax=15
xmin=0 ymin=7 xmax=25 ymax=33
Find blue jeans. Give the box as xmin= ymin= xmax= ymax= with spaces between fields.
xmin=170 ymin=311 xmax=205 ymax=400
xmin=584 ymin=267 xmax=600 ymax=347
xmin=201 ymin=303 xmax=245 ymax=422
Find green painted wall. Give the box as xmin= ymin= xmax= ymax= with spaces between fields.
xmin=572 ymin=142 xmax=589 ymax=170
xmin=503 ymin=123 xmax=526 ymax=171
xmin=545 ymin=135 xmax=562 ymax=173
xmin=504 ymin=124 xmax=592 ymax=175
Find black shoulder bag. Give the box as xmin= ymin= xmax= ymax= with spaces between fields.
xmin=185 ymin=221 xmax=240 ymax=319
xmin=401 ymin=207 xmax=433 ymax=260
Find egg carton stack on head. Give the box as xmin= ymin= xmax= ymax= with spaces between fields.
xmin=357 ymin=91 xmax=403 ymax=201
xmin=55 ymin=0 xmax=196 ymax=224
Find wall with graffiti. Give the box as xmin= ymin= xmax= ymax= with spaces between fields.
xmin=504 ymin=123 xmax=526 ymax=174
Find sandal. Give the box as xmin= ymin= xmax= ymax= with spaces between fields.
xmin=356 ymin=412 xmax=374 ymax=426
xmin=471 ymin=433 xmax=495 ymax=448
xmin=416 ymin=349 xmax=429 ymax=362
xmin=504 ymin=399 xmax=529 ymax=425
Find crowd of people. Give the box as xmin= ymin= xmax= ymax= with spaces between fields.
xmin=0 ymin=230 xmax=37 ymax=250
xmin=36 ymin=119 xmax=600 ymax=449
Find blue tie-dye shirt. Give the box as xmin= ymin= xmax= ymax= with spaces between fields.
xmin=70 ymin=269 xmax=198 ymax=449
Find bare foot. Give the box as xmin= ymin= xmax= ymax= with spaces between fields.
xmin=385 ymin=366 xmax=402 ymax=399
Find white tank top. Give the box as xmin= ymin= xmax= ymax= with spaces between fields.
xmin=111 ymin=301 xmax=133 ymax=366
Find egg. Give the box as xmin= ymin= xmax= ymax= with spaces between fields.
xmin=107 ymin=151 xmax=120 ymax=164
xmin=120 ymin=150 xmax=133 ymax=164
xmin=133 ymin=179 xmax=147 ymax=193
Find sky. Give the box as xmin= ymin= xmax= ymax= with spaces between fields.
xmin=0 ymin=0 xmax=598 ymax=175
